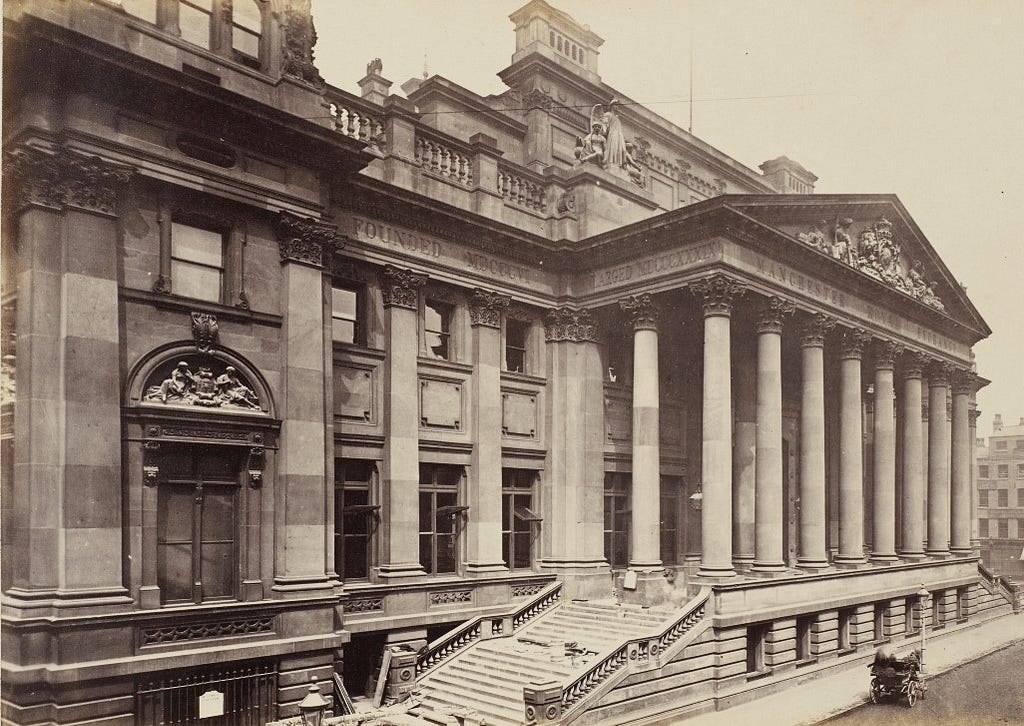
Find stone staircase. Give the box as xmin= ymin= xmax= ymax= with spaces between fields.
xmin=417 ymin=600 xmax=688 ymax=726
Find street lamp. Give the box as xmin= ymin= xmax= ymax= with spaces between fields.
xmin=917 ymin=585 xmax=929 ymax=671
xmin=298 ymin=677 xmax=328 ymax=726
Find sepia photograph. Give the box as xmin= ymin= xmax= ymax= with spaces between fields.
xmin=1 ymin=1 xmax=1021 ymax=724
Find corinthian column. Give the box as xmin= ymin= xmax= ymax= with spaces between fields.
xmin=871 ymin=340 xmax=901 ymax=562
xmin=692 ymin=275 xmax=745 ymax=578
xmin=798 ymin=313 xmax=835 ymax=569
xmin=835 ymin=327 xmax=870 ymax=565
xmin=900 ymin=352 xmax=926 ymax=559
xmin=752 ymin=297 xmax=794 ymax=573
xmin=950 ymin=369 xmax=973 ymax=554
xmin=620 ymin=294 xmax=662 ymax=571
xmin=926 ymin=362 xmax=952 ymax=557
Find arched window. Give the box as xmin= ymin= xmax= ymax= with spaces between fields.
xmin=232 ymin=0 xmax=263 ymax=67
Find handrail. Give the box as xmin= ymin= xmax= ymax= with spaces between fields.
xmin=415 ymin=581 xmax=562 ymax=678
xmin=978 ymin=562 xmax=1021 ymax=612
xmin=558 ymin=587 xmax=711 ymax=721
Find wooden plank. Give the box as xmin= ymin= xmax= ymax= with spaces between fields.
xmin=371 ymin=648 xmax=392 ymax=708
xmin=333 ymin=673 xmax=355 ymax=715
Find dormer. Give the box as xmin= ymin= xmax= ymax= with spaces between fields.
xmin=509 ymin=0 xmax=604 ymax=80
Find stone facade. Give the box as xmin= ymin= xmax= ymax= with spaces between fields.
xmin=0 ymin=1 xmax=1006 ymax=724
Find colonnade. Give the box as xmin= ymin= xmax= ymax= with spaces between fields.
xmin=619 ymin=274 xmax=976 ymax=578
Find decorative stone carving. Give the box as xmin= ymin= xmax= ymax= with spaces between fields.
xmin=874 ymin=339 xmax=904 ymax=369
xmin=366 ymin=57 xmax=383 ymax=76
xmin=952 ymin=369 xmax=975 ymax=395
xmin=574 ymin=100 xmax=645 ymax=187
xmin=276 ymin=211 xmax=339 ymax=268
xmin=968 ymin=409 xmax=981 ymax=426
xmin=927 ymin=360 xmax=955 ymax=386
xmin=346 ymin=597 xmax=384 ymax=613
xmin=430 ymin=590 xmax=472 ymax=606
xmin=795 ymin=215 xmax=947 ymax=312
xmin=247 ymin=446 xmax=265 ymax=488
xmin=468 ymin=289 xmax=510 ymax=328
xmin=799 ymin=312 xmax=836 ymax=347
xmin=141 ymin=616 xmax=274 ymax=645
xmin=382 ymin=266 xmax=427 ymax=310
xmin=143 ymin=360 xmax=261 ymax=411
xmin=4 ymin=144 xmax=134 ymax=215
xmin=280 ymin=0 xmax=323 ymax=87
xmin=523 ymin=88 xmax=553 ymax=110
xmin=556 ymin=192 xmax=576 ymax=215
xmin=143 ymin=465 xmax=159 ymax=487
xmin=755 ymin=296 xmax=795 ymax=335
xmin=902 ymin=350 xmax=927 ymax=379
xmin=839 ymin=327 xmax=871 ymax=358
xmin=619 ymin=293 xmax=658 ymax=331
xmin=191 ymin=312 xmax=219 ymax=352
xmin=544 ymin=307 xmax=597 ymax=343
xmin=689 ymin=274 xmax=745 ymax=317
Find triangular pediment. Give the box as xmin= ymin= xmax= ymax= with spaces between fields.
xmin=721 ymin=194 xmax=990 ymax=339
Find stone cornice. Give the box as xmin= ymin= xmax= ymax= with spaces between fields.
xmin=544 ymin=307 xmax=597 ymax=343
xmin=276 ymin=211 xmax=340 ymax=268
xmin=4 ymin=144 xmax=134 ymax=215
xmin=619 ymin=293 xmax=658 ymax=331
xmin=468 ymin=288 xmax=511 ymax=328
xmin=755 ymin=296 xmax=795 ymax=335
xmin=382 ymin=266 xmax=427 ymax=310
xmin=690 ymin=274 xmax=745 ymax=317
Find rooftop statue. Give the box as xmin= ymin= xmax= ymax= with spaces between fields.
xmin=574 ymin=99 xmax=645 ymax=187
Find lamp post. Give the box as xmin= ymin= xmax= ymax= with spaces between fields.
xmin=298 ymin=677 xmax=328 ymax=726
xmin=917 ymin=584 xmax=928 ymax=671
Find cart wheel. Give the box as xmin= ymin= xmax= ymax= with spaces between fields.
xmin=869 ymin=678 xmax=881 ymax=704
xmin=906 ymin=680 xmax=918 ymax=707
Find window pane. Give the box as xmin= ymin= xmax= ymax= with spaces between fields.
xmin=419 ymin=534 xmax=433 ymax=573
xmin=123 ymin=0 xmax=158 ymax=23
xmin=343 ymin=460 xmax=373 ymax=483
xmin=179 ymin=4 xmax=212 ymax=49
xmin=172 ymin=260 xmax=222 ymax=302
xmin=233 ymin=28 xmax=260 ymax=59
xmin=437 ymin=534 xmax=457 ymax=573
xmin=172 ymin=223 xmax=223 ymax=267
xmin=159 ymin=485 xmax=194 ymax=542
xmin=506 ymin=319 xmax=527 ymax=349
xmin=435 ymin=466 xmax=461 ymax=488
xmin=425 ymin=332 xmax=448 ymax=360
xmin=198 ymin=450 xmax=237 ymax=481
xmin=345 ymin=535 xmax=368 ymax=579
xmin=332 ymin=319 xmax=356 ymax=344
xmin=158 ymin=542 xmax=193 ymax=602
xmin=419 ymin=492 xmax=432 ymax=532
xmin=201 ymin=488 xmax=236 ymax=541
xmin=505 ymin=348 xmax=525 ymax=373
xmin=502 ymin=536 xmax=510 ymax=569
xmin=234 ymin=0 xmax=262 ymax=30
xmin=513 ymin=532 xmax=531 ymax=569
xmin=201 ymin=542 xmax=235 ymax=599
xmin=332 ymin=287 xmax=357 ymax=318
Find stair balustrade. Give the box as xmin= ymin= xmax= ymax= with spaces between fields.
xmin=416 ymin=582 xmax=562 ymax=678
xmin=979 ymin=562 xmax=1021 ymax=611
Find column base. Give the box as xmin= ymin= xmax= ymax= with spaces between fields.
xmin=796 ymin=558 xmax=830 ymax=570
xmin=869 ymin=553 xmax=900 ymax=564
xmin=751 ymin=561 xmax=787 ymax=573
xmin=949 ymin=548 xmax=974 ymax=556
xmin=899 ymin=551 xmax=927 ymax=561
xmin=539 ymin=559 xmax=612 ymax=601
xmin=696 ymin=565 xmax=737 ymax=578
xmin=732 ymin=555 xmax=755 ymax=572
xmin=617 ymin=570 xmax=673 ymax=606
xmin=924 ymin=549 xmax=951 ymax=559
xmin=832 ymin=557 xmax=869 ymax=569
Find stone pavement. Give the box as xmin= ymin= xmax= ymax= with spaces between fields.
xmin=681 ymin=612 xmax=1024 ymax=726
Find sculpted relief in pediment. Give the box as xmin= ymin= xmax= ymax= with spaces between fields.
xmin=795 ymin=217 xmax=945 ymax=312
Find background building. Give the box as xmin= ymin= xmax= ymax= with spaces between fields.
xmin=1 ymin=1 xmax=1018 ymax=724
xmin=976 ymin=414 xmax=1024 ymax=578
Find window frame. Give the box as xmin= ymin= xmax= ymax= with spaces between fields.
xmin=979 ymin=489 xmax=989 ymax=507
xmin=335 ymin=459 xmax=376 ymax=581
xmin=978 ymin=517 xmax=989 ymax=537
xmin=998 ymin=464 xmax=1009 ymax=478
xmin=837 ymin=608 xmax=853 ymax=651
xmin=230 ymin=0 xmax=264 ymax=69
xmin=503 ymin=317 xmax=530 ymax=374
xmin=997 ymin=519 xmax=1009 ymax=538
xmin=331 ymin=283 xmax=364 ymax=346
xmin=418 ymin=464 xmax=464 ymax=575
xmin=603 ymin=472 xmax=631 ymax=569
xmin=745 ymin=623 xmax=769 ymax=674
xmin=170 ymin=219 xmax=226 ymax=303
xmin=997 ymin=489 xmax=1009 ymax=507
xmin=422 ymin=296 xmax=456 ymax=361
xmin=978 ymin=465 xmax=989 ymax=479
xmin=178 ymin=0 xmax=215 ymax=51
xmin=501 ymin=468 xmax=540 ymax=571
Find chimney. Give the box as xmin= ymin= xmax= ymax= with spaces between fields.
xmin=993 ymin=413 xmax=1003 ymax=432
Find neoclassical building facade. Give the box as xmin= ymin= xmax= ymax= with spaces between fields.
xmin=1 ymin=1 xmax=1017 ymax=724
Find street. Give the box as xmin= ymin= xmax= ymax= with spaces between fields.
xmin=822 ymin=640 xmax=1024 ymax=726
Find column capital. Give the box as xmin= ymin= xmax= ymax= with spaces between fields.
xmin=468 ymin=288 xmax=510 ymax=328
xmin=799 ymin=312 xmax=836 ymax=348
xmin=839 ymin=327 xmax=871 ymax=359
xmin=690 ymin=274 xmax=745 ymax=317
xmin=755 ymin=296 xmax=795 ymax=334
xmin=276 ymin=211 xmax=341 ymax=268
xmin=901 ymin=350 xmax=927 ymax=379
xmin=544 ymin=307 xmax=597 ymax=343
xmin=951 ymin=368 xmax=975 ymax=395
xmin=968 ymin=408 xmax=981 ymax=426
xmin=619 ymin=293 xmax=659 ymax=331
xmin=927 ymin=360 xmax=955 ymax=386
xmin=4 ymin=143 xmax=135 ymax=215
xmin=874 ymin=339 xmax=904 ymax=369
xmin=382 ymin=265 xmax=427 ymax=309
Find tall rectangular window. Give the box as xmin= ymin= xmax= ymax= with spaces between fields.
xmin=978 ymin=465 xmax=989 ymax=479
xmin=932 ymin=591 xmax=944 ymax=627
xmin=171 ymin=222 xmax=224 ymax=302
xmin=335 ymin=460 xmax=375 ymax=581
xmin=746 ymin=623 xmax=768 ymax=673
xmin=419 ymin=464 xmax=462 ymax=574
xmin=231 ymin=0 xmax=262 ymax=65
xmin=837 ymin=609 xmax=852 ymax=650
xmin=123 ymin=0 xmax=158 ymax=23
xmin=978 ymin=518 xmax=989 ymax=537
xmin=905 ymin=597 xmax=917 ymax=634
xmin=795 ymin=616 xmax=812 ymax=661
xmin=979 ymin=490 xmax=989 ymax=507
xmin=660 ymin=476 xmax=684 ymax=566
xmin=998 ymin=519 xmax=1009 ymax=538
xmin=1018 ymin=464 xmax=1024 ymax=478
xmin=873 ymin=602 xmax=885 ymax=641
xmin=331 ymin=285 xmax=361 ymax=344
xmin=502 ymin=469 xmax=539 ymax=570
xmin=998 ymin=489 xmax=1009 ymax=507
xmin=603 ymin=473 xmax=630 ymax=569
xmin=1018 ymin=490 xmax=1024 ymax=506
xmin=998 ymin=464 xmax=1009 ymax=478
xmin=424 ymin=299 xmax=454 ymax=360
xmin=504 ymin=318 xmax=528 ymax=373
xmin=179 ymin=0 xmax=213 ymax=49
xmin=157 ymin=447 xmax=240 ymax=604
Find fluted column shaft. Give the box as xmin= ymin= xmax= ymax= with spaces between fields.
xmin=836 ymin=329 xmax=869 ymax=564
xmin=621 ymin=295 xmax=661 ymax=570
xmin=871 ymin=341 xmax=900 ymax=561
xmin=926 ymin=363 xmax=951 ymax=556
xmin=798 ymin=314 xmax=834 ymax=568
xmin=693 ymin=276 xmax=744 ymax=578
xmin=753 ymin=298 xmax=793 ymax=572
xmin=950 ymin=372 xmax=973 ymax=554
xmin=900 ymin=354 xmax=926 ymax=558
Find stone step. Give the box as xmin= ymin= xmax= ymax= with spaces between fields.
xmin=418 ymin=687 xmax=523 ymax=722
xmin=557 ymin=608 xmax=670 ymax=627
xmin=530 ymin=614 xmax=659 ymax=634
xmin=448 ymin=655 xmax=576 ymax=682
xmin=462 ymin=647 xmax=577 ymax=676
xmin=423 ymin=670 xmax=523 ymax=704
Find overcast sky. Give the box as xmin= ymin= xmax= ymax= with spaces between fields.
xmin=312 ymin=0 xmax=1024 ymax=437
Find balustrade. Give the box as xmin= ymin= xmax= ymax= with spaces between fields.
xmin=415 ymin=136 xmax=473 ymax=186
xmin=328 ymin=100 xmax=385 ymax=153
xmin=497 ymin=168 xmax=547 ymax=212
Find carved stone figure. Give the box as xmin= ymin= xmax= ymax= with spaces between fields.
xmin=831 ymin=217 xmax=855 ymax=264
xmin=574 ymin=122 xmax=606 ymax=165
xmin=601 ymin=99 xmax=627 ymax=169
xmin=797 ymin=221 xmax=829 ymax=252
xmin=366 ymin=58 xmax=383 ymax=76
xmin=144 ymin=361 xmax=261 ymax=410
xmin=575 ymin=100 xmax=645 ymax=186
xmin=622 ymin=142 xmax=646 ymax=187
xmin=146 ymin=361 xmax=194 ymax=403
